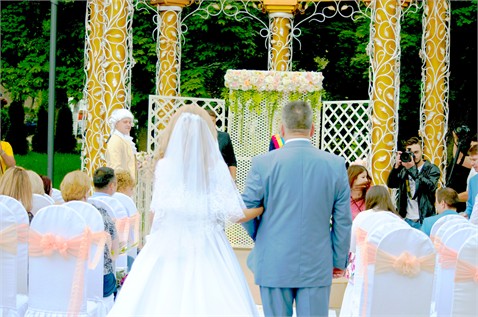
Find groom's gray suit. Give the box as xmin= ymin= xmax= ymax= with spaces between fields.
xmin=242 ymin=139 xmax=352 ymax=316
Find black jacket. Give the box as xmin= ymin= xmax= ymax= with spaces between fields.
xmin=387 ymin=160 xmax=441 ymax=222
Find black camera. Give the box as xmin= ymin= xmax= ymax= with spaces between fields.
xmin=455 ymin=125 xmax=470 ymax=140
xmin=400 ymin=151 xmax=414 ymax=163
xmin=454 ymin=125 xmax=473 ymax=154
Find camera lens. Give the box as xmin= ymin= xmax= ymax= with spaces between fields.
xmin=400 ymin=151 xmax=413 ymax=163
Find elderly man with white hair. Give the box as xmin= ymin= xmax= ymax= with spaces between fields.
xmin=106 ymin=108 xmax=137 ymax=181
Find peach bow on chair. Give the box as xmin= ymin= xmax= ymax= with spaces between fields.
xmin=29 ymin=227 xmax=92 ymax=317
xmin=375 ymin=250 xmax=436 ymax=277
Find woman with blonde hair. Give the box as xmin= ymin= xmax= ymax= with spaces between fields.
xmin=60 ymin=170 xmax=92 ymax=202
xmin=108 ymin=104 xmax=262 ymax=316
xmin=0 ymin=166 xmax=33 ymax=222
xmin=60 ymin=170 xmax=119 ymax=302
xmin=115 ymin=169 xmax=135 ymax=197
xmin=26 ymin=170 xmax=45 ymax=195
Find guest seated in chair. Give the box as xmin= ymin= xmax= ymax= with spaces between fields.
xmin=61 ymin=169 xmax=119 ymax=303
xmin=27 ymin=170 xmax=45 ymax=195
xmin=115 ymin=169 xmax=135 ymax=198
xmin=0 ymin=166 xmax=34 ymax=222
xmin=421 ymin=187 xmax=459 ymax=237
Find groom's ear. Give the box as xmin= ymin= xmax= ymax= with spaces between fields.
xmin=280 ymin=124 xmax=285 ymax=138
xmin=309 ymin=124 xmax=315 ymax=137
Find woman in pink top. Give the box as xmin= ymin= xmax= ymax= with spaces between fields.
xmin=347 ymin=164 xmax=372 ymax=220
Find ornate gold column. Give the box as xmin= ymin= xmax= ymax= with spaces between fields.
xmin=263 ymin=0 xmax=297 ymax=71
xmin=151 ymin=0 xmax=192 ymax=96
xmin=104 ymin=0 xmax=130 ymax=121
xmin=84 ymin=0 xmax=106 ymax=177
xmin=369 ymin=0 xmax=401 ymax=185
xmin=84 ymin=0 xmax=133 ymax=178
xmin=421 ymin=0 xmax=450 ymax=185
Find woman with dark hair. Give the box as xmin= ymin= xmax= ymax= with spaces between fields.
xmin=365 ymin=185 xmax=399 ymax=215
xmin=347 ymin=164 xmax=372 ymax=220
xmin=40 ymin=175 xmax=53 ymax=197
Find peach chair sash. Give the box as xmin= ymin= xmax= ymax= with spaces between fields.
xmin=356 ymin=227 xmax=368 ymax=246
xmin=87 ymin=230 xmax=111 ymax=270
xmin=436 ymin=240 xmax=458 ymax=269
xmin=28 ymin=227 xmax=94 ymax=317
xmin=0 ymin=224 xmax=17 ymax=254
xmin=129 ymin=213 xmax=140 ymax=245
xmin=17 ymin=223 xmax=29 ymax=243
xmin=455 ymin=258 xmax=478 ymax=283
xmin=115 ymin=217 xmax=130 ymax=246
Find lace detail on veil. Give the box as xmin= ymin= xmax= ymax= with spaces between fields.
xmin=149 ymin=113 xmax=245 ymax=234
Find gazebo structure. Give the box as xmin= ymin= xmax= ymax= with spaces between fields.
xmin=81 ymin=0 xmax=451 ymax=243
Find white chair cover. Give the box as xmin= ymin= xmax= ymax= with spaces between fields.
xmin=430 ymin=214 xmax=468 ymax=243
xmin=31 ymin=194 xmax=53 ymax=216
xmin=0 ymin=202 xmax=28 ymax=317
xmin=50 ymin=188 xmax=64 ymax=204
xmin=364 ymin=227 xmax=435 ymax=316
xmin=0 ymin=195 xmax=30 ymax=295
xmin=43 ymin=194 xmax=55 ymax=204
xmin=112 ymin=192 xmax=139 ymax=260
xmin=341 ymin=211 xmax=405 ymax=317
xmin=452 ymin=233 xmax=478 ymax=317
xmin=25 ymin=205 xmax=98 ymax=317
xmin=470 ymin=193 xmax=478 ymax=225
xmin=65 ymin=201 xmax=109 ymax=317
xmin=433 ymin=224 xmax=478 ymax=317
xmin=88 ymin=197 xmax=128 ymax=270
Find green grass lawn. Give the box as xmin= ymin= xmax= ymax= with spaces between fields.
xmin=15 ymin=152 xmax=82 ymax=188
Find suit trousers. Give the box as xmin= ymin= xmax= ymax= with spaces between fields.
xmin=260 ymin=285 xmax=331 ymax=317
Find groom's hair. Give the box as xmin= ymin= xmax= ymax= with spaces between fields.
xmin=282 ymin=100 xmax=313 ymax=132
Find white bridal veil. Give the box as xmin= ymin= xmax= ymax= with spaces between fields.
xmin=149 ymin=112 xmax=245 ymax=233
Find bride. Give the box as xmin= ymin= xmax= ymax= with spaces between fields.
xmin=108 ymin=105 xmax=262 ymax=316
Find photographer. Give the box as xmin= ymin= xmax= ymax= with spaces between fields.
xmin=387 ymin=136 xmax=441 ymax=228
xmin=449 ymin=126 xmax=477 ymax=202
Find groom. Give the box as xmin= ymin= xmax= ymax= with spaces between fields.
xmin=242 ymin=100 xmax=352 ymax=317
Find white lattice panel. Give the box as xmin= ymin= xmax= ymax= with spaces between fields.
xmin=147 ymin=95 xmax=226 ymax=153
xmin=321 ymin=100 xmax=372 ymax=166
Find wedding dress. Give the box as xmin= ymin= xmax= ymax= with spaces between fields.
xmin=108 ymin=112 xmax=259 ymax=317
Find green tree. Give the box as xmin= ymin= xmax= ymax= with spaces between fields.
xmin=32 ymin=103 xmax=49 ymax=153
xmin=54 ymin=90 xmax=77 ymax=153
xmin=6 ymin=100 xmax=28 ymax=155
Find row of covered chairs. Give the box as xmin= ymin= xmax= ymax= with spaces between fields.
xmin=0 ymin=192 xmax=140 ymax=317
xmin=340 ymin=211 xmax=477 ymax=317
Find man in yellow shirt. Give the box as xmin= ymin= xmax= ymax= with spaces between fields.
xmin=0 ymin=140 xmax=16 ymax=175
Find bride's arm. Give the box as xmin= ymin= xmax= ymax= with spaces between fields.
xmin=238 ymin=206 xmax=264 ymax=223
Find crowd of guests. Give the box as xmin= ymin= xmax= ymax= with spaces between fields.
xmin=0 ymin=104 xmax=476 ymax=316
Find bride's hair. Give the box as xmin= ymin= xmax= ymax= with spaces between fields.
xmin=153 ymin=104 xmax=217 ymax=164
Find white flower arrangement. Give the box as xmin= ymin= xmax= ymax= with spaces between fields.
xmin=224 ymin=70 xmax=324 ymax=93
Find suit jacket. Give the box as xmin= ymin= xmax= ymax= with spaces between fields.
xmin=420 ymin=209 xmax=458 ymax=237
xmin=105 ymin=134 xmax=136 ymax=181
xmin=387 ymin=160 xmax=440 ymax=222
xmin=242 ymin=140 xmax=352 ymax=288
